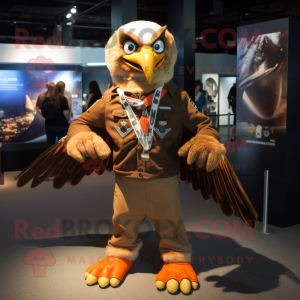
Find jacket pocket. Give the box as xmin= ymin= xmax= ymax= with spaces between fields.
xmin=156 ymin=109 xmax=172 ymax=119
xmin=112 ymin=109 xmax=128 ymax=120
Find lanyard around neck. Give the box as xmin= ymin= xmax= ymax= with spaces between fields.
xmin=116 ymin=85 xmax=164 ymax=151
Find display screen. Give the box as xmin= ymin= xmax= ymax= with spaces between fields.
xmin=236 ymin=31 xmax=288 ymax=147
xmin=236 ymin=19 xmax=289 ymax=179
xmin=0 ymin=69 xmax=82 ymax=143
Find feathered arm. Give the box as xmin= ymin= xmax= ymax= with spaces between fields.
xmin=177 ymin=91 xmax=257 ymax=228
xmin=16 ymin=92 xmax=113 ymax=189
xmin=178 ymin=90 xmax=225 ymax=171
xmin=66 ymin=95 xmax=110 ymax=163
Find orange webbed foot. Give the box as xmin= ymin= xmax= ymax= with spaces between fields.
xmin=85 ymin=257 xmax=132 ymax=287
xmin=155 ymin=263 xmax=199 ymax=294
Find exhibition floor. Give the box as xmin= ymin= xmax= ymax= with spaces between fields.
xmin=0 ymin=169 xmax=300 ymax=300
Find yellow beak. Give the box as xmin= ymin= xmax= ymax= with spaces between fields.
xmin=122 ymin=45 xmax=165 ymax=83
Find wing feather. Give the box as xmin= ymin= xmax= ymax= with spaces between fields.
xmin=179 ymin=143 xmax=258 ymax=228
xmin=15 ymin=142 xmax=63 ymax=182
xmin=211 ymin=167 xmax=234 ymax=217
xmin=220 ymin=157 xmax=258 ymax=227
xmin=31 ymin=151 xmax=67 ymax=188
xmin=69 ymin=167 xmax=88 ymax=186
xmin=69 ymin=161 xmax=86 ymax=182
xmin=190 ymin=164 xmax=200 ymax=192
xmin=16 ymin=142 xmax=65 ymax=188
xmin=49 ymin=151 xmax=78 ymax=178
xmin=197 ymin=165 xmax=211 ymax=201
xmin=16 ymin=130 xmax=113 ymax=189
xmin=178 ymin=156 xmax=187 ymax=182
xmin=52 ymin=156 xmax=79 ymax=189
xmin=207 ymin=168 xmax=218 ymax=203
xmin=214 ymin=166 xmax=235 ymax=216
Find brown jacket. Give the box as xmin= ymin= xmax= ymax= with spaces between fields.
xmin=66 ymin=80 xmax=220 ymax=179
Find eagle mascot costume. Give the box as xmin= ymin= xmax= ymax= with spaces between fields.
xmin=16 ymin=21 xmax=258 ymax=294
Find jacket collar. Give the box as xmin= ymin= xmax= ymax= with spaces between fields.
xmin=163 ymin=80 xmax=177 ymax=97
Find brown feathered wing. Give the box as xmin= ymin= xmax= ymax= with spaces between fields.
xmin=178 ymin=132 xmax=258 ymax=228
xmin=15 ymin=129 xmax=114 ymax=189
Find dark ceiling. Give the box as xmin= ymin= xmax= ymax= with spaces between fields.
xmin=0 ymin=0 xmax=300 ymax=53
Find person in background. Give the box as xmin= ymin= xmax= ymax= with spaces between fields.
xmin=42 ymin=83 xmax=70 ymax=148
xmin=57 ymin=81 xmax=72 ymax=116
xmin=228 ymin=82 xmax=237 ymax=142
xmin=195 ymin=80 xmax=208 ymax=115
xmin=86 ymin=80 xmax=102 ymax=109
xmin=36 ymin=82 xmax=55 ymax=117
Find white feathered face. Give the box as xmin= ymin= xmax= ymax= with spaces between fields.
xmin=105 ymin=21 xmax=178 ymax=92
xmin=121 ymin=39 xmax=165 ymax=83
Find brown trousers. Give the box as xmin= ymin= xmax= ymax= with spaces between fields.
xmin=106 ymin=175 xmax=192 ymax=263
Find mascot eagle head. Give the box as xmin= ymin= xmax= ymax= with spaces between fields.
xmin=105 ymin=20 xmax=177 ymax=93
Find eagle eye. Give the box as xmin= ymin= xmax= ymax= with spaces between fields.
xmin=153 ymin=39 xmax=164 ymax=54
xmin=123 ymin=40 xmax=137 ymax=54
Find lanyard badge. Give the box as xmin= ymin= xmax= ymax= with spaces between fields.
xmin=117 ymin=85 xmax=164 ymax=161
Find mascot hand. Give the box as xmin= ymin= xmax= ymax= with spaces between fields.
xmin=66 ymin=132 xmax=111 ymax=163
xmin=178 ymin=135 xmax=225 ymax=172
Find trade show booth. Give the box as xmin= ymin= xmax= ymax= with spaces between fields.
xmin=1 ymin=18 xmax=300 ymax=228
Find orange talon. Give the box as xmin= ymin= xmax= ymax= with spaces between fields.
xmin=85 ymin=257 xmax=132 ymax=282
xmin=156 ymin=263 xmax=198 ymax=284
